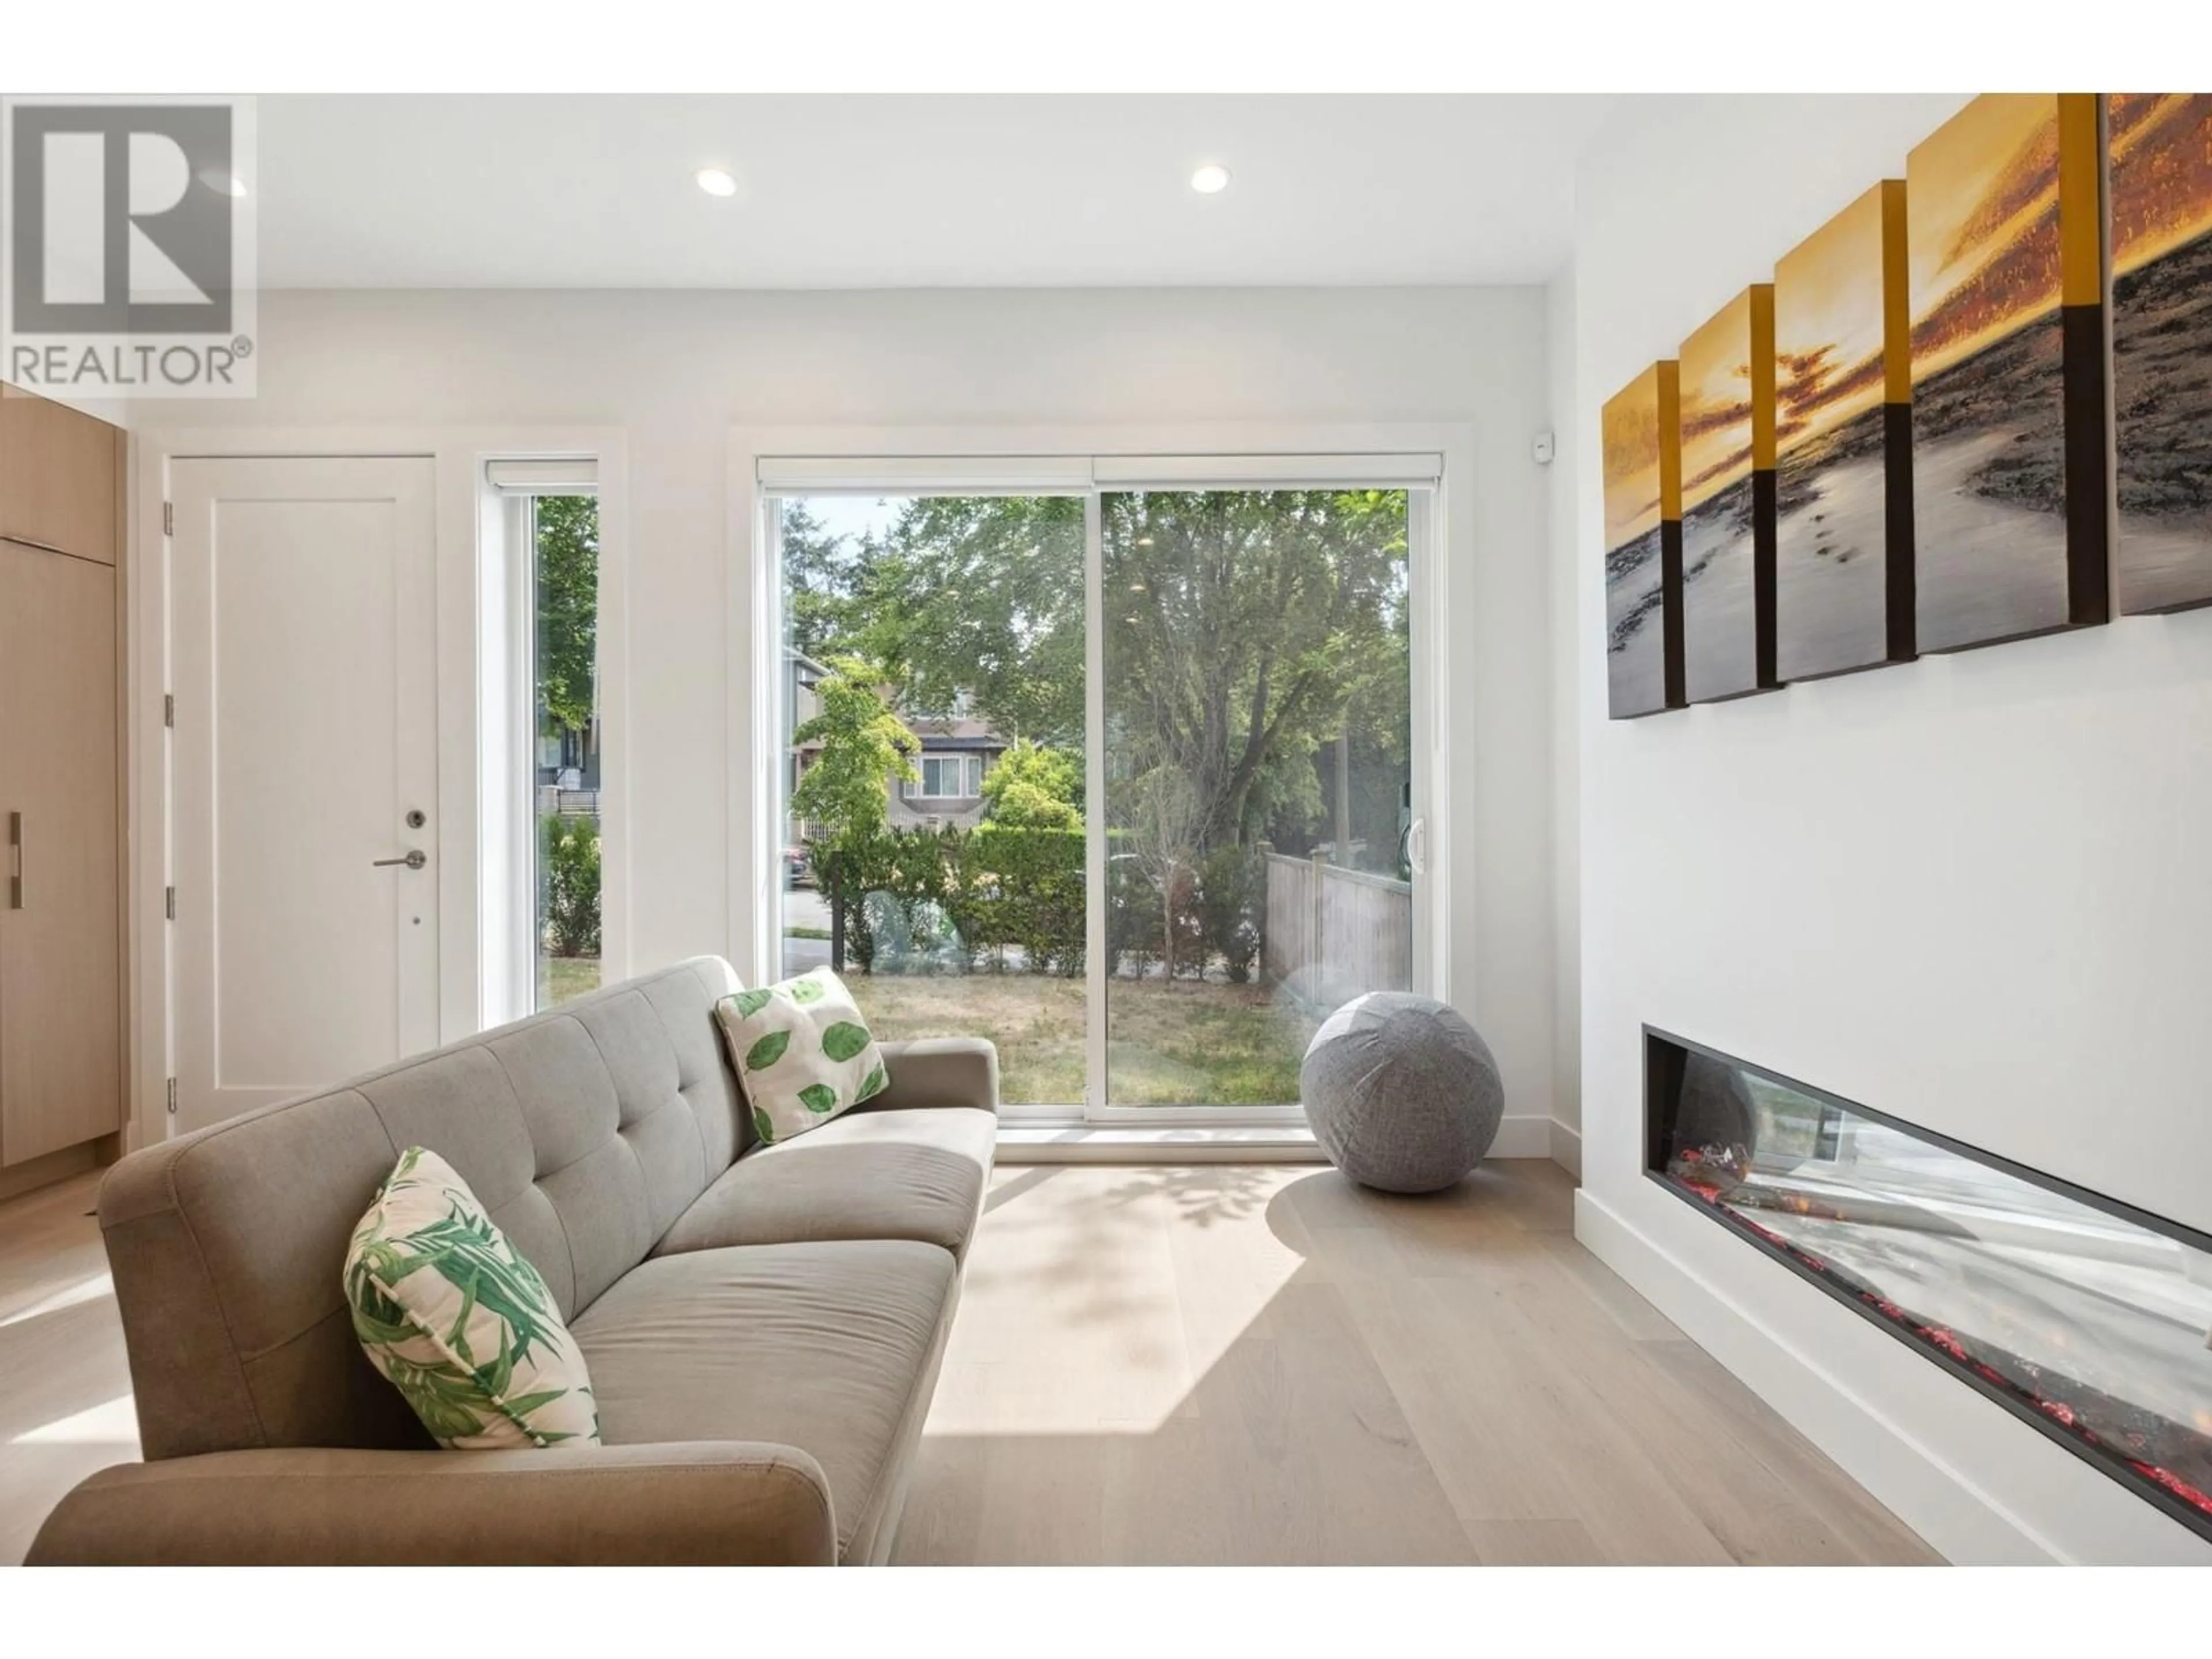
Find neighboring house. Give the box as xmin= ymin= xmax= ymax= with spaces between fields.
xmin=786 ymin=652 xmax=1007 ymax=838
xmin=888 ymin=702 xmax=1007 ymax=830
xmin=536 ymin=714 xmax=601 ymax=819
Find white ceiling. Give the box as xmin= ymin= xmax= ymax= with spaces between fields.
xmin=253 ymin=95 xmax=1622 ymax=290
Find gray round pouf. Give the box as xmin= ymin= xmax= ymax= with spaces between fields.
xmin=1301 ymin=993 xmax=1503 ymax=1194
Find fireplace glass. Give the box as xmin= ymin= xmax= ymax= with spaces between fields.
xmin=1645 ymin=1031 xmax=2212 ymax=1542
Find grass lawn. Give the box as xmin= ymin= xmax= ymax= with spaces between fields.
xmin=541 ymin=956 xmax=601 ymax=1006
xmin=844 ymin=971 xmax=1315 ymax=1107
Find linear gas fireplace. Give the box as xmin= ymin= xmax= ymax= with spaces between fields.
xmin=1644 ymin=1029 xmax=2212 ymax=1544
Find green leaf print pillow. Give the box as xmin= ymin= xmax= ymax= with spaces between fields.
xmin=714 ymin=967 xmax=889 ymax=1146
xmin=344 ymin=1146 xmax=600 ymax=1450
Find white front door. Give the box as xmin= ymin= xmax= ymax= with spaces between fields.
xmin=171 ymin=457 xmax=440 ymax=1132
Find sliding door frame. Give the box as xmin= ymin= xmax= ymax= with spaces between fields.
xmin=728 ymin=423 xmax=1468 ymax=1127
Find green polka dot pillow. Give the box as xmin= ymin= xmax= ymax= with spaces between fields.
xmin=714 ymin=967 xmax=889 ymax=1145
xmin=344 ymin=1146 xmax=600 ymax=1449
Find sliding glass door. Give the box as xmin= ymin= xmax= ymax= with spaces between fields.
xmin=768 ymin=459 xmax=1431 ymax=1120
xmin=774 ymin=491 xmax=1089 ymax=1107
xmin=1099 ymin=488 xmax=1415 ymax=1108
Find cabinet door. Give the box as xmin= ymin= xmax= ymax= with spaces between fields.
xmin=0 ymin=541 xmax=123 ymax=1165
xmin=0 ymin=384 xmax=121 ymax=565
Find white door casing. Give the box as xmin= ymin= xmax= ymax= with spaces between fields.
xmin=170 ymin=457 xmax=439 ymax=1131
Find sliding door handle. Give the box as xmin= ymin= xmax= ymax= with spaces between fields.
xmin=7 ymin=811 xmax=20 ymax=908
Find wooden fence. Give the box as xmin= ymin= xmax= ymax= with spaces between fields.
xmin=1262 ymin=851 xmax=1412 ymax=1006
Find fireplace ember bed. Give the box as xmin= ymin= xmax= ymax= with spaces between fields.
xmin=1643 ymin=1028 xmax=2212 ymax=1544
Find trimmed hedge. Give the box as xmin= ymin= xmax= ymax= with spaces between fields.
xmin=811 ymin=824 xmax=1263 ymax=981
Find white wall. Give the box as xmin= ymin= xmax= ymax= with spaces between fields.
xmin=139 ymin=284 xmax=1563 ymax=1137
xmin=1562 ymin=96 xmax=2212 ymax=1564
xmin=1546 ymin=264 xmax=1583 ymax=1171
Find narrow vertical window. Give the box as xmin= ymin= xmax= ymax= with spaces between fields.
xmin=532 ymin=493 xmax=601 ymax=1007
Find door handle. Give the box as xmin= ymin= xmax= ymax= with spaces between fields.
xmin=7 ymin=811 xmax=19 ymax=908
xmin=373 ymin=850 xmax=427 ymax=870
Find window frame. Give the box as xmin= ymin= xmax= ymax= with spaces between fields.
xmin=486 ymin=462 xmax=605 ymax=1021
xmin=912 ymin=752 xmax=984 ymax=800
xmin=731 ymin=425 xmax=1462 ymax=1130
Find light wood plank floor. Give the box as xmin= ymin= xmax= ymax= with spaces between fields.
xmin=0 ymin=1160 xmax=1940 ymax=1566
xmin=892 ymin=1161 xmax=1941 ymax=1565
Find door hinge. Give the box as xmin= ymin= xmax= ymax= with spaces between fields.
xmin=163 ymin=692 xmax=175 ymax=728
xmin=163 ymin=501 xmax=175 ymax=537
xmin=165 ymin=885 xmax=176 ymax=921
xmin=166 ymin=1078 xmax=178 ymax=1116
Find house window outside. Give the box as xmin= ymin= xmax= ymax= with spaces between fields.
xmin=916 ymin=753 xmax=984 ymax=798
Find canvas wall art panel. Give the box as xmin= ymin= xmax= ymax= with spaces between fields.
xmin=1907 ymin=93 xmax=2108 ymax=653
xmin=2110 ymin=93 xmax=2212 ymax=614
xmin=1604 ymin=362 xmax=1684 ymax=719
xmin=1678 ymin=286 xmax=1779 ymax=702
xmin=1774 ymin=180 xmax=1916 ymax=679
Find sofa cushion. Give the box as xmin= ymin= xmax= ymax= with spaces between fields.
xmin=344 ymin=1147 xmax=601 ymax=1449
xmin=713 ymin=968 xmax=889 ymax=1145
xmin=570 ymin=1240 xmax=956 ymax=1563
xmin=652 ymin=1107 xmax=995 ymax=1260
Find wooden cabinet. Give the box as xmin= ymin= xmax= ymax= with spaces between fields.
xmin=0 ymin=384 xmax=127 ymax=1192
xmin=0 ymin=384 xmax=120 ymax=566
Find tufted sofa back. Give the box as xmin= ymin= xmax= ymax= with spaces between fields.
xmin=99 ymin=957 xmax=749 ymax=1461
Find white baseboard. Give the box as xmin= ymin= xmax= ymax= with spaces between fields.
xmin=1548 ymin=1119 xmax=1582 ymax=1178
xmin=1486 ymin=1112 xmax=1552 ymax=1159
xmin=997 ymin=1126 xmax=1327 ymax=1164
xmin=994 ymin=1112 xmax=1555 ymax=1164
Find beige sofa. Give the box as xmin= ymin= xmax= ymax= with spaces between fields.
xmin=28 ymin=957 xmax=997 ymax=1566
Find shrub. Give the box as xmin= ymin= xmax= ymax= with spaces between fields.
xmin=1195 ymin=845 xmax=1264 ymax=983
xmin=980 ymin=740 xmax=1082 ymax=830
xmin=808 ymin=821 xmax=1263 ymax=986
xmin=540 ymin=814 xmax=602 ymax=958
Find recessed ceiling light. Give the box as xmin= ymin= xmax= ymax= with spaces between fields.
xmin=197 ymin=168 xmax=247 ymax=198
xmin=696 ymin=168 xmax=738 ymax=198
xmin=1189 ymin=164 xmax=1231 ymax=195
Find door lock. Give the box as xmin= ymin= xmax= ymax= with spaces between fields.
xmin=373 ymin=850 xmax=428 ymax=870
xmin=406 ymin=809 xmax=427 ymax=829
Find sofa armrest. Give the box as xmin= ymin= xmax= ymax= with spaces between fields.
xmin=867 ymin=1036 xmax=999 ymax=1116
xmin=25 ymin=1441 xmax=837 ymax=1566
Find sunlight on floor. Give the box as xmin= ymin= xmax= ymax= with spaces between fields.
xmin=1 ymin=1271 xmax=112 ymax=1330
xmin=924 ymin=1165 xmax=1310 ymax=1436
xmin=10 ymin=1393 xmax=137 ymax=1446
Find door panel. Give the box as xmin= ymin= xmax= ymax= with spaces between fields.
xmin=0 ymin=541 xmax=123 ymax=1164
xmin=172 ymin=457 xmax=438 ymax=1131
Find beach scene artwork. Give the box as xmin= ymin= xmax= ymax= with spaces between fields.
xmin=1774 ymin=180 xmax=1915 ymax=679
xmin=1678 ymin=286 xmax=1778 ymax=701
xmin=1908 ymin=93 xmax=2108 ymax=653
xmin=2110 ymin=93 xmax=2212 ymax=614
xmin=1603 ymin=362 xmax=1683 ymax=718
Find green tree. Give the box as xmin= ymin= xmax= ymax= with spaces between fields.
xmin=791 ymin=657 xmax=919 ymax=842
xmin=1104 ymin=489 xmax=1408 ymax=849
xmin=534 ymin=495 xmax=599 ymax=737
xmin=781 ymin=500 xmax=861 ymax=662
xmin=790 ymin=658 xmax=920 ymax=969
xmin=787 ymin=488 xmax=1408 ymax=855
xmin=979 ymin=738 xmax=1082 ymax=830
xmin=866 ymin=496 xmax=1087 ymax=743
